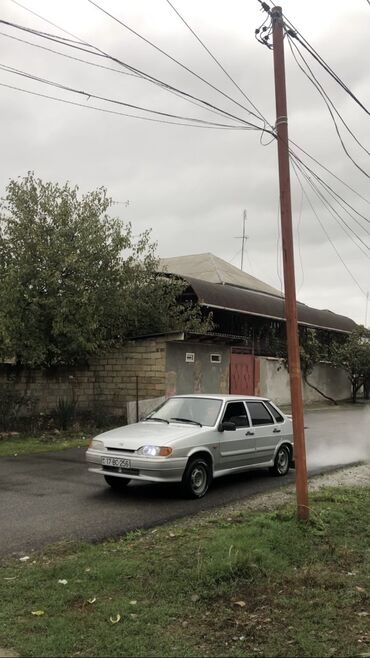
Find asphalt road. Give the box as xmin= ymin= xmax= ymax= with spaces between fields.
xmin=1 ymin=404 xmax=369 ymax=558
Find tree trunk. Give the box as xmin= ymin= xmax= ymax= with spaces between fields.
xmin=304 ymin=376 xmax=338 ymax=405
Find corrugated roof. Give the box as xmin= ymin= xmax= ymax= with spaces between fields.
xmin=159 ymin=253 xmax=283 ymax=297
xmin=184 ymin=276 xmax=356 ymax=334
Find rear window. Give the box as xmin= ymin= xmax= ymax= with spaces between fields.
xmin=246 ymin=401 xmax=274 ymax=426
xmin=265 ymin=401 xmax=284 ymax=423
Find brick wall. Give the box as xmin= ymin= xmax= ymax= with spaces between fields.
xmin=0 ymin=337 xmax=169 ymax=422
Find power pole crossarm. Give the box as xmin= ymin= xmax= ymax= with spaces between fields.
xmin=271 ymin=5 xmax=309 ymax=521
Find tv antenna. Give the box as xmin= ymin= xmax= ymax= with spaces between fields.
xmin=234 ymin=209 xmax=249 ymax=271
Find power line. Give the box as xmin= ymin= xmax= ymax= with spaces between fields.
xmin=7 ymin=0 xmax=88 ymax=45
xmin=164 ymin=0 xmax=270 ymax=128
xmin=1 ymin=19 xmax=271 ymax=132
xmin=86 ymin=0 xmax=266 ymax=126
xmin=0 ymin=30 xmax=138 ymax=77
xmin=284 ymin=22 xmax=370 ymax=119
xmin=291 ymin=160 xmax=367 ymax=297
xmin=0 ymin=79 xmax=250 ymax=130
xmin=290 ymin=147 xmax=370 ymax=227
xmin=287 ymin=35 xmax=370 ymax=180
xmin=0 ymin=31 xmax=245 ymax=125
xmin=293 ymin=158 xmax=370 ymax=257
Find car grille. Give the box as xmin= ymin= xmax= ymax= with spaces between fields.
xmin=102 ymin=466 xmax=140 ymax=476
xmin=107 ymin=447 xmax=135 ymax=454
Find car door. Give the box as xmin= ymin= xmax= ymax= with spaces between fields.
xmin=246 ymin=400 xmax=278 ymax=463
xmin=219 ymin=401 xmax=256 ymax=470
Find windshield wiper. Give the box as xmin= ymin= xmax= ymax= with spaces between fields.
xmin=170 ymin=417 xmax=202 ymax=427
xmin=144 ymin=417 xmax=169 ymax=424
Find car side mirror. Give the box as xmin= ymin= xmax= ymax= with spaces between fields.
xmin=218 ymin=421 xmax=236 ymax=432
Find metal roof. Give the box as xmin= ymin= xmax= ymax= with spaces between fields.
xmin=184 ymin=276 xmax=356 ymax=334
xmin=159 ymin=253 xmax=283 ymax=298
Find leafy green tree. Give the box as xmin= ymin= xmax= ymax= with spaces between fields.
xmin=331 ymin=326 xmax=370 ymax=403
xmin=0 ymin=173 xmax=210 ymax=367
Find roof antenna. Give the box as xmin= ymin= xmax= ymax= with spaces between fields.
xmin=234 ymin=209 xmax=249 ymax=271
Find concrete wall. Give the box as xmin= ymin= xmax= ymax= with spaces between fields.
xmin=165 ymin=342 xmax=230 ymax=396
xmin=256 ymin=357 xmax=351 ymax=405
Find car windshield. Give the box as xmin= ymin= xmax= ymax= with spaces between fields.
xmin=147 ymin=397 xmax=222 ymax=427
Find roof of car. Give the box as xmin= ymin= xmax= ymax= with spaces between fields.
xmin=172 ymin=394 xmax=269 ymax=402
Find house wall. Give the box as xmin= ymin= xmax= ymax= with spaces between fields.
xmin=165 ymin=342 xmax=230 ymax=397
xmin=256 ymin=356 xmax=351 ymax=405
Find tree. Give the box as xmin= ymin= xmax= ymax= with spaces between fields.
xmin=0 ymin=173 xmax=210 ymax=367
xmin=331 ymin=326 xmax=370 ymax=403
xmin=279 ymin=328 xmax=338 ymax=404
xmin=298 ymin=329 xmax=338 ymax=405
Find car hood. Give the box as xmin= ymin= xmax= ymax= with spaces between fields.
xmin=94 ymin=421 xmax=210 ymax=450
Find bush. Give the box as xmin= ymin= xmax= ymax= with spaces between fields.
xmin=53 ymin=397 xmax=77 ymax=431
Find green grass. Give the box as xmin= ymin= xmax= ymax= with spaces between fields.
xmin=1 ymin=486 xmax=370 ymax=657
xmin=0 ymin=431 xmax=90 ymax=457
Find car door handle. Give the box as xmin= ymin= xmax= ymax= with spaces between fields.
xmin=245 ymin=430 xmax=254 ymax=436
xmin=273 ymin=428 xmax=281 ymax=433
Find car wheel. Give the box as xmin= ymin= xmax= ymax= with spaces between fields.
xmin=270 ymin=445 xmax=290 ymax=477
xmin=182 ymin=457 xmax=212 ymax=499
xmin=104 ymin=475 xmax=131 ymax=490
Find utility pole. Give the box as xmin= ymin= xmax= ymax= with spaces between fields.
xmin=365 ymin=291 xmax=369 ymax=328
xmin=271 ymin=6 xmax=309 ymax=521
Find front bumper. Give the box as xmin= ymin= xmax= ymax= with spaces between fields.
xmin=86 ymin=449 xmax=187 ymax=483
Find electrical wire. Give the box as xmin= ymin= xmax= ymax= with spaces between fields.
xmin=296 ymin=182 xmax=305 ymax=294
xmin=86 ymin=0 xmax=267 ymax=126
xmin=294 ymin=159 xmax=370 ymax=258
xmin=0 ymin=31 xmax=245 ymax=125
xmin=0 ymin=66 xmax=254 ymax=130
xmin=8 ymin=0 xmax=87 ymax=44
xmin=0 ymin=80 xmax=250 ymax=130
xmin=289 ymin=140 xmax=370 ymax=207
xmin=0 ymin=30 xmax=139 ymax=77
xmin=284 ymin=21 xmax=370 ymax=118
xmin=288 ymin=35 xmax=370 ymax=159
xmin=164 ymin=0 xmax=271 ymax=128
xmin=1 ymin=19 xmax=271 ymax=133
xmin=291 ymin=160 xmax=367 ymax=296
xmin=289 ymin=147 xmax=370 ymax=228
xmin=287 ymin=35 xmax=370 ymax=180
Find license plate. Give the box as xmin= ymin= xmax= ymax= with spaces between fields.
xmin=102 ymin=456 xmax=131 ymax=469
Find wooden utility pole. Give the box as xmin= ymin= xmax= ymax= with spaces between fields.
xmin=271 ymin=6 xmax=309 ymax=520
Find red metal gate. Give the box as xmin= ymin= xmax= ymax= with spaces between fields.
xmin=229 ymin=353 xmax=255 ymax=395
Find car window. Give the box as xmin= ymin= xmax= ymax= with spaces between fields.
xmin=265 ymin=401 xmax=284 ymax=423
xmin=246 ymin=401 xmax=274 ymax=426
xmin=148 ymin=397 xmax=222 ymax=426
xmin=222 ymin=401 xmax=249 ymax=427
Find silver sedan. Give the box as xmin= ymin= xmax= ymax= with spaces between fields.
xmin=86 ymin=394 xmax=294 ymax=498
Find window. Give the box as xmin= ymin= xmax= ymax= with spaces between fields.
xmin=247 ymin=401 xmax=274 ymax=426
xmin=210 ymin=353 xmax=222 ymax=364
xmin=265 ymin=401 xmax=284 ymax=423
xmin=222 ymin=401 xmax=249 ymax=427
xmin=185 ymin=352 xmax=195 ymax=363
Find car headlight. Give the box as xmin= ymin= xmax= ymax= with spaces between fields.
xmin=89 ymin=439 xmax=105 ymax=451
xmin=136 ymin=445 xmax=173 ymax=457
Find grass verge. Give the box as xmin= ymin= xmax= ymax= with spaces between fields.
xmin=0 ymin=432 xmax=90 ymax=457
xmin=1 ymin=486 xmax=369 ymax=657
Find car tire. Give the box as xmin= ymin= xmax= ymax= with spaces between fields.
xmin=182 ymin=457 xmax=212 ymax=499
xmin=270 ymin=445 xmax=290 ymax=477
xmin=104 ymin=475 xmax=131 ymax=490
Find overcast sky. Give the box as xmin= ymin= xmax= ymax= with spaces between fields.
xmin=1 ymin=0 xmax=369 ymax=325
